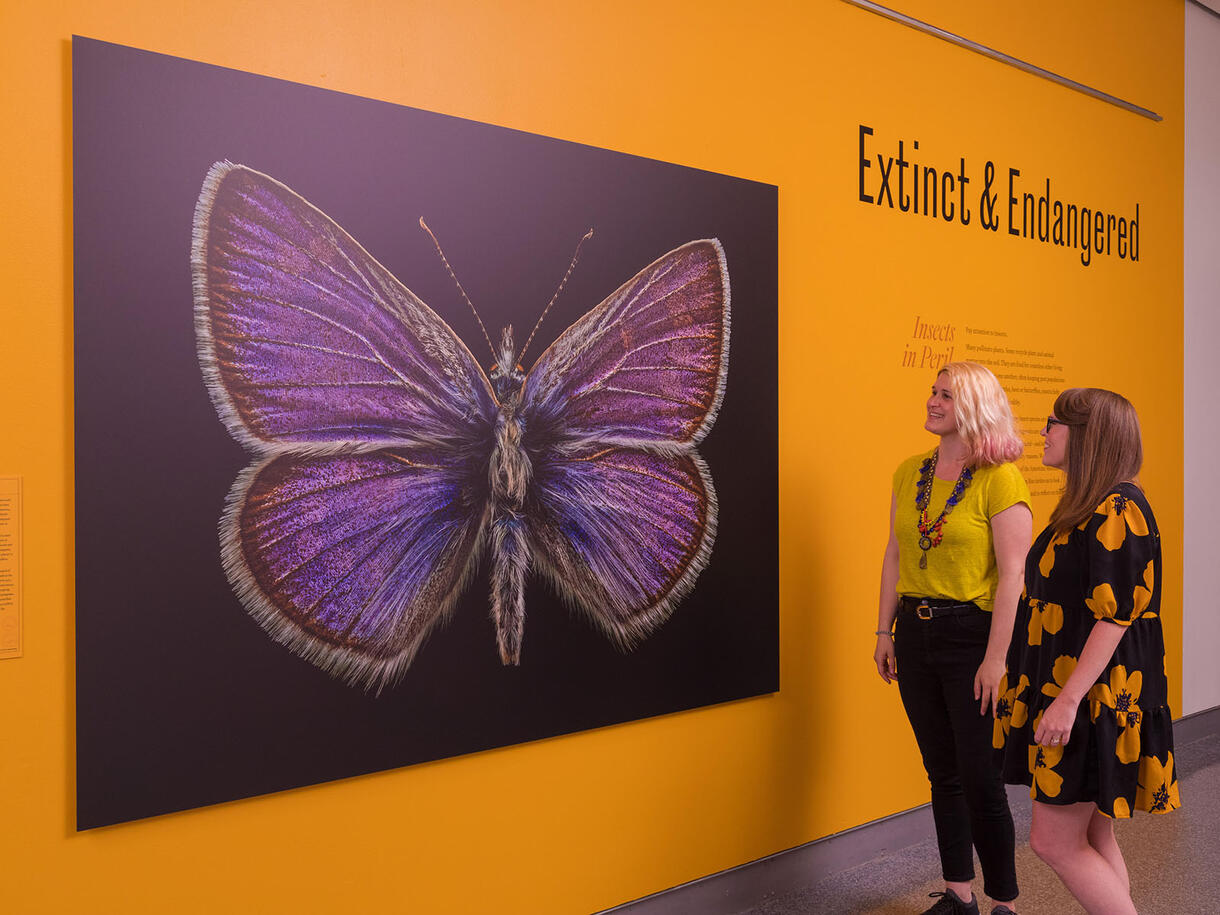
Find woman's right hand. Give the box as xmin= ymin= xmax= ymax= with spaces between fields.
xmin=876 ymin=493 xmax=900 ymax=685
xmin=874 ymin=634 xmax=897 ymax=683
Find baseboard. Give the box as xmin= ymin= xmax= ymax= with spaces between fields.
xmin=1171 ymin=703 xmax=1220 ymax=745
xmin=598 ymin=705 xmax=1220 ymax=915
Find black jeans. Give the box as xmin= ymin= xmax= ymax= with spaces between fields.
xmin=895 ymin=605 xmax=1018 ymax=903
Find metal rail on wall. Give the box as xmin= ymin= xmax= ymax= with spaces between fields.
xmin=841 ymin=0 xmax=1163 ymax=122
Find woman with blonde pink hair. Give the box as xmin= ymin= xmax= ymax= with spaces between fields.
xmin=876 ymin=362 xmax=1032 ymax=915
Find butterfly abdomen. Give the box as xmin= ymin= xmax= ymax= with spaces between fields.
xmin=487 ymin=398 xmax=533 ymax=664
xmin=490 ymin=513 xmax=528 ymax=665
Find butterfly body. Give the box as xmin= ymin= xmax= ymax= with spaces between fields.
xmin=486 ymin=325 xmax=533 ymax=663
xmin=192 ymin=161 xmax=730 ymax=691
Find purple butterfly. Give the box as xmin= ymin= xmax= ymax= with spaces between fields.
xmin=191 ymin=162 xmax=730 ymax=691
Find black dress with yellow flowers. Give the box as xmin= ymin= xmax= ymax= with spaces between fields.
xmin=996 ymin=483 xmax=1180 ymax=818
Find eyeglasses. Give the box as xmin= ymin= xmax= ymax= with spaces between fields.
xmin=1044 ymin=416 xmax=1068 ymax=431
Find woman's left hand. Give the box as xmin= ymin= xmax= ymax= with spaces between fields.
xmin=973 ymin=657 xmax=1005 ymax=716
xmin=1034 ymin=694 xmax=1080 ymax=747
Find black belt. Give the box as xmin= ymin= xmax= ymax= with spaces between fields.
xmin=899 ymin=596 xmax=982 ymax=620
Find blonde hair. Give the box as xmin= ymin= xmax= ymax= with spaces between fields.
xmin=1048 ymin=388 xmax=1143 ymax=533
xmin=937 ymin=362 xmax=1024 ymax=467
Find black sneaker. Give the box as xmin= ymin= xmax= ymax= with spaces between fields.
xmin=920 ymin=889 xmax=980 ymax=914
xmin=990 ymin=906 xmax=1017 ymax=915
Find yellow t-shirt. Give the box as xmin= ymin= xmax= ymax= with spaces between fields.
xmin=892 ymin=449 xmax=1031 ymax=612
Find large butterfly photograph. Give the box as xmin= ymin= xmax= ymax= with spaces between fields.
xmin=73 ymin=36 xmax=776 ymax=828
xmin=193 ymin=162 xmax=730 ymax=692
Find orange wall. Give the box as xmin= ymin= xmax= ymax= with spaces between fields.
xmin=0 ymin=1 xmax=1183 ymax=912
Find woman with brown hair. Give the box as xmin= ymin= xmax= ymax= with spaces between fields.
xmin=997 ymin=388 xmax=1180 ymax=915
xmin=877 ymin=362 xmax=1031 ymax=915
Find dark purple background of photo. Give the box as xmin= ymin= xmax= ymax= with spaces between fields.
xmin=73 ymin=36 xmax=778 ymax=829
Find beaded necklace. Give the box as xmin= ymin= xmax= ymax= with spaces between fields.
xmin=915 ymin=449 xmax=974 ymax=569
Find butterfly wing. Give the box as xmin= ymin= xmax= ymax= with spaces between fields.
xmin=227 ymin=447 xmax=489 ymax=690
xmin=193 ymin=162 xmax=497 ymax=688
xmin=528 ymin=446 xmax=716 ymax=646
xmin=193 ymin=161 xmax=496 ymax=451
xmin=521 ymin=240 xmax=728 ymax=643
xmin=522 ymin=239 xmax=729 ymax=450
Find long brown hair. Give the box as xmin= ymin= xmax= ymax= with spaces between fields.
xmin=1048 ymin=388 xmax=1143 ymax=533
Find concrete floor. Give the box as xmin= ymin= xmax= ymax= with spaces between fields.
xmin=734 ymin=732 xmax=1220 ymax=915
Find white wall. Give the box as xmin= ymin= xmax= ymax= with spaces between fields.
xmin=1183 ymin=0 xmax=1220 ymax=715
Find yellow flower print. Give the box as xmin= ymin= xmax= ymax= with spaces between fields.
xmin=1136 ymin=752 xmax=1181 ymax=813
xmin=1029 ymin=742 xmax=1065 ymax=798
xmin=1027 ymin=598 xmax=1064 ymax=646
xmin=993 ymin=674 xmax=1030 ymax=749
xmin=1095 ymin=493 xmax=1149 ymax=551
xmin=1132 ymin=559 xmax=1155 ymax=618
xmin=1042 ymin=655 xmax=1078 ymax=698
xmin=1088 ymin=666 xmax=1144 ymax=764
xmin=1038 ymin=531 xmax=1071 ymax=578
xmin=1111 ymin=796 xmax=1131 ymax=819
xmin=1085 ymin=582 xmax=1118 ymax=621
xmin=1026 ymin=599 xmax=1042 ymax=645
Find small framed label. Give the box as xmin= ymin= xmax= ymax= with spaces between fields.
xmin=0 ymin=477 xmax=22 ymax=659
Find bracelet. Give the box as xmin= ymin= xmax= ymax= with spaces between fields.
xmin=875 ymin=630 xmax=894 ymax=637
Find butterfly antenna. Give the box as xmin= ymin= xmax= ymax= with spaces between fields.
xmin=519 ymin=227 xmax=594 ymax=364
xmin=419 ymin=217 xmax=496 ymax=360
